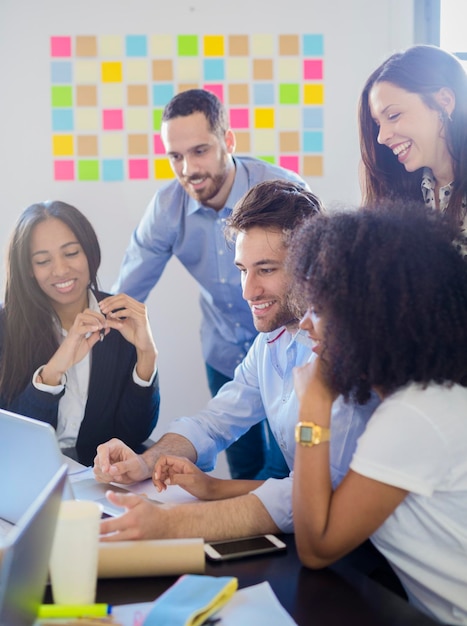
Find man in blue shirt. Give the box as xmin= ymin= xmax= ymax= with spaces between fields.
xmin=95 ymin=180 xmax=379 ymax=541
xmin=113 ymin=89 xmax=308 ymax=481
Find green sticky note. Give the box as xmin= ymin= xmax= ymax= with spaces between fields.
xmin=78 ymin=159 xmax=99 ymax=181
xmin=153 ymin=109 xmax=163 ymax=131
xmin=279 ymin=84 xmax=300 ymax=105
xmin=51 ymin=86 xmax=73 ymax=107
xmin=259 ymin=155 xmax=275 ymax=164
xmin=178 ymin=35 xmax=198 ymax=56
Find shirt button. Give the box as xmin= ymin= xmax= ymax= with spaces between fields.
xmin=228 ymin=303 xmax=233 ymax=308
xmin=220 ymin=278 xmax=226 ymax=284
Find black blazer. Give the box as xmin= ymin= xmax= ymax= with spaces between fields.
xmin=0 ymin=291 xmax=160 ymax=465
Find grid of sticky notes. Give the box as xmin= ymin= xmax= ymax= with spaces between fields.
xmin=50 ymin=34 xmax=324 ymax=181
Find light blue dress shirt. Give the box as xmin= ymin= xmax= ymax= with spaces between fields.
xmin=113 ymin=156 xmax=308 ymax=378
xmin=167 ymin=327 xmax=380 ymax=533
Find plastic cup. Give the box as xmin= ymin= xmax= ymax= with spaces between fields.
xmin=49 ymin=500 xmax=102 ymax=604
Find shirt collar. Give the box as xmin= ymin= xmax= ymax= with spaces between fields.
xmin=87 ymin=289 xmax=100 ymax=312
xmin=223 ymin=157 xmax=246 ymax=212
xmin=265 ymin=326 xmax=313 ymax=349
xmin=421 ymin=167 xmax=454 ymax=212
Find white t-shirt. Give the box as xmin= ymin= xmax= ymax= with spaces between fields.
xmin=351 ymin=383 xmax=467 ymax=625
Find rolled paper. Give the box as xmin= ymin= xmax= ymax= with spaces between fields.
xmin=98 ymin=538 xmax=205 ymax=578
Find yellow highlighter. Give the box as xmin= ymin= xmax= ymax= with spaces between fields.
xmin=38 ymin=603 xmax=111 ymax=619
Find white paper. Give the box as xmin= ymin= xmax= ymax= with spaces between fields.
xmin=105 ymin=581 xmax=297 ymax=626
xmin=68 ymin=466 xmax=197 ymax=504
xmin=61 ymin=454 xmax=89 ymax=476
xmin=217 ymin=581 xmax=297 ymax=626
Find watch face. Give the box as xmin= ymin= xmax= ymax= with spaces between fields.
xmin=301 ymin=425 xmax=314 ymax=443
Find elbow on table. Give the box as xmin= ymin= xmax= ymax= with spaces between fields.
xmin=295 ymin=539 xmax=336 ymax=570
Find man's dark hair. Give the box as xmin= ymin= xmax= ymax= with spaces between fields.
xmin=162 ymin=89 xmax=228 ymax=137
xmin=226 ymin=179 xmax=324 ymax=245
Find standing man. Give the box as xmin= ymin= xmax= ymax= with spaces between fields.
xmin=113 ymin=89 xmax=309 ymax=480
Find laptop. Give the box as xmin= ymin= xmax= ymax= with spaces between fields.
xmin=0 ymin=408 xmax=131 ymax=521
xmin=0 ymin=465 xmax=67 ymax=626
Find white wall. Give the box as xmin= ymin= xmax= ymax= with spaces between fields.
xmin=0 ymin=0 xmax=415 ymax=477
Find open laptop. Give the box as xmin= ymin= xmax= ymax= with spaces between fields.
xmin=0 ymin=465 xmax=67 ymax=626
xmin=0 ymin=408 xmax=132 ymax=521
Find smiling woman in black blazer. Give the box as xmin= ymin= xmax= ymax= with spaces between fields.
xmin=0 ymin=201 xmax=160 ymax=466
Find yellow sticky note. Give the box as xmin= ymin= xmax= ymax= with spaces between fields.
xmin=155 ymin=158 xmax=175 ymax=179
xmin=102 ymin=61 xmax=123 ymax=83
xmin=254 ymin=108 xmax=275 ymax=129
xmin=304 ymin=84 xmax=324 ymax=105
xmin=52 ymin=135 xmax=74 ymax=156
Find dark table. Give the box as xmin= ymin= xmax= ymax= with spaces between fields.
xmin=84 ymin=535 xmax=438 ymax=626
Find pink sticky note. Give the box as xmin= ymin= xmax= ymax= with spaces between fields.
xmin=153 ymin=134 xmax=165 ymax=155
xmin=229 ymin=108 xmax=249 ymax=129
xmin=279 ymin=155 xmax=299 ymax=173
xmin=103 ymin=109 xmax=123 ymax=130
xmin=203 ymin=84 xmax=224 ymax=102
xmin=303 ymin=59 xmax=323 ymax=80
xmin=54 ymin=160 xmax=74 ymax=180
xmin=51 ymin=36 xmax=72 ymax=57
xmin=129 ymin=159 xmax=149 ymax=179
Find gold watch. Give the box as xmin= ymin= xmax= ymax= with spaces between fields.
xmin=295 ymin=421 xmax=331 ymax=447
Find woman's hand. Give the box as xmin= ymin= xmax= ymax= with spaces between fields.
xmin=293 ymin=355 xmax=337 ymax=418
xmin=153 ymin=455 xmax=220 ymax=500
xmin=38 ymin=309 xmax=105 ymax=385
xmin=99 ymin=293 xmax=158 ymax=381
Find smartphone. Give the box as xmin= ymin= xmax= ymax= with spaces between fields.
xmin=204 ymin=534 xmax=287 ymax=561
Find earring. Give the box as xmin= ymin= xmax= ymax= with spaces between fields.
xmin=439 ymin=110 xmax=453 ymax=123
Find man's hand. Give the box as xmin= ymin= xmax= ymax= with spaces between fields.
xmin=99 ymin=489 xmax=280 ymax=542
xmin=99 ymin=491 xmax=167 ymax=540
xmin=93 ymin=438 xmax=152 ymax=484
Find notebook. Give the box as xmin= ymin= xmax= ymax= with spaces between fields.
xmin=0 ymin=465 xmax=67 ymax=626
xmin=0 ymin=408 xmax=131 ymax=521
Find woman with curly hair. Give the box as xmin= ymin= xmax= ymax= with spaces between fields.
xmin=359 ymin=45 xmax=467 ymax=231
xmin=0 ymin=201 xmax=160 ymax=466
xmin=288 ymin=201 xmax=467 ymax=625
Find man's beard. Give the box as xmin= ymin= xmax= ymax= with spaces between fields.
xmin=183 ymin=164 xmax=229 ymax=205
xmin=254 ymin=296 xmax=299 ymax=333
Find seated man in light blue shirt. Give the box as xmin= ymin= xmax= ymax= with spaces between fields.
xmin=94 ymin=180 xmax=380 ymax=542
xmin=112 ymin=89 xmax=309 ymax=481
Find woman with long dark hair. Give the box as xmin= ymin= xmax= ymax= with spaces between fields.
xmin=359 ymin=45 xmax=467 ymax=230
xmin=0 ymin=201 xmax=160 ymax=465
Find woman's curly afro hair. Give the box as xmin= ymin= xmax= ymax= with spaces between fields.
xmin=288 ymin=200 xmax=467 ymax=404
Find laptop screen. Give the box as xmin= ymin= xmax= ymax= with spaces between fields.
xmin=0 ymin=465 xmax=67 ymax=626
xmin=0 ymin=408 xmax=129 ymax=520
xmin=0 ymin=409 xmax=74 ymax=524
